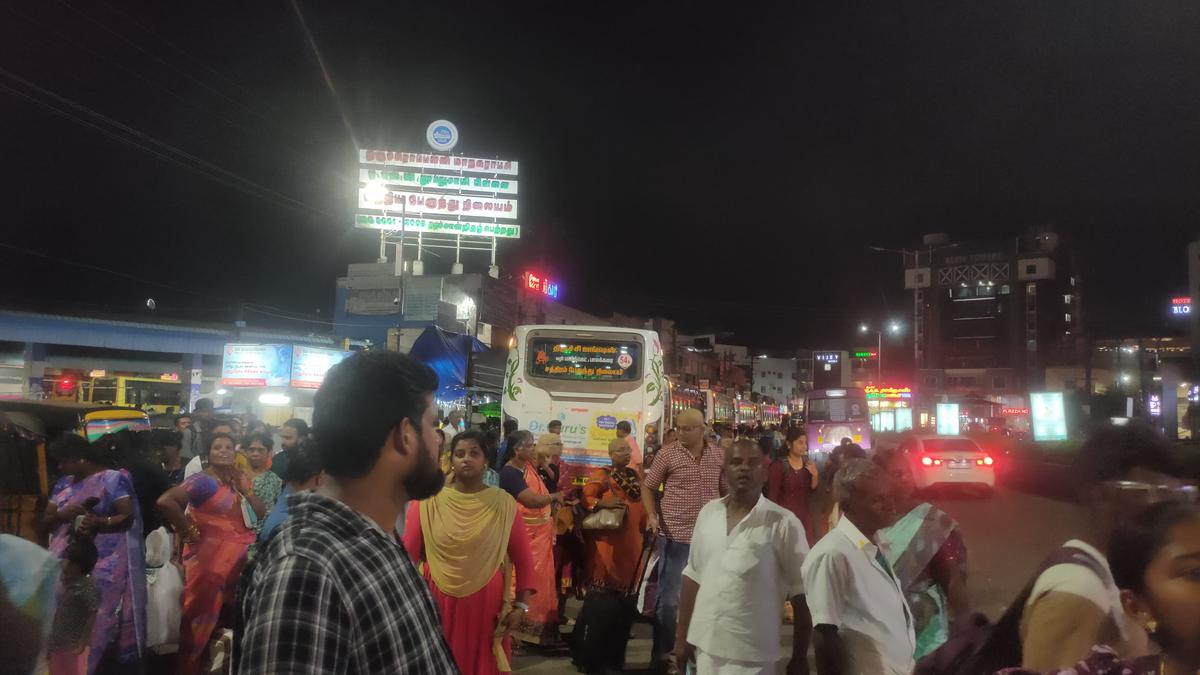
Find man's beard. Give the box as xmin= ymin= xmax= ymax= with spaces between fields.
xmin=403 ymin=435 xmax=446 ymax=501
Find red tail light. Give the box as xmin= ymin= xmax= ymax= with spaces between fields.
xmin=921 ymin=456 xmax=933 ymax=467
xmin=983 ymin=456 xmax=994 ymax=466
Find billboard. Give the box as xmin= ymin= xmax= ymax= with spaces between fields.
xmin=935 ymin=403 xmax=960 ymax=435
xmin=291 ymin=346 xmax=351 ymax=389
xmin=221 ymin=344 xmax=292 ymax=387
xmin=1030 ymin=392 xmax=1068 ymax=441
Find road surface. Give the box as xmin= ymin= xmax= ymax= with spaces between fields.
xmin=512 ymin=486 xmax=1085 ymax=673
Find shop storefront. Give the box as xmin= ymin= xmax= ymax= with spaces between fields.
xmin=866 ymin=385 xmax=914 ymax=432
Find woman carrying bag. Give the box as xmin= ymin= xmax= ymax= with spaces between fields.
xmin=581 ymin=437 xmax=646 ymax=591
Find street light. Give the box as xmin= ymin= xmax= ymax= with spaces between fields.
xmin=860 ymin=320 xmax=903 ymax=384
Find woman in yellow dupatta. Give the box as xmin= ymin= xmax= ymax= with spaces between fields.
xmin=497 ymin=429 xmax=563 ymax=645
xmin=404 ymin=430 xmax=535 ymax=674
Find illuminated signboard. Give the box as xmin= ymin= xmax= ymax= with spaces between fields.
xmin=353 ymin=214 xmax=520 ymax=238
xmin=864 ymin=385 xmax=912 ymax=400
xmin=853 ymin=350 xmax=879 ymax=359
xmin=524 ymin=272 xmax=560 ymax=300
xmin=358 ymin=188 xmax=518 ymax=220
xmin=1171 ymin=296 xmax=1192 ymax=316
xmin=221 ymin=344 xmax=293 ymax=387
xmin=360 ymin=168 xmax=518 ymax=195
xmin=527 ymin=339 xmax=640 ymax=381
xmin=936 ymin=403 xmax=960 ymax=435
xmin=291 ymin=346 xmax=352 ymax=389
xmin=359 ymin=149 xmax=519 ymax=176
xmin=814 ymin=352 xmax=841 ymax=363
xmin=1002 ymin=407 xmax=1030 ymax=416
xmin=1148 ymin=393 xmax=1162 ymax=417
xmin=1030 ymin=392 xmax=1069 ymax=441
xmin=356 ymin=145 xmax=521 ymax=240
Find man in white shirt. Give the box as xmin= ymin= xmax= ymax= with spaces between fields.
xmin=674 ymin=438 xmax=812 ymax=675
xmin=802 ymin=459 xmax=914 ymax=675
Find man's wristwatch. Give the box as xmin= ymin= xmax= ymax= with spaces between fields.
xmin=512 ymin=601 xmax=530 ymax=613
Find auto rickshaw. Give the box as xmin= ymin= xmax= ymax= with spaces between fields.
xmin=0 ymin=400 xmax=151 ymax=542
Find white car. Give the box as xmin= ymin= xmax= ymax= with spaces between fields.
xmin=896 ymin=435 xmax=996 ymax=491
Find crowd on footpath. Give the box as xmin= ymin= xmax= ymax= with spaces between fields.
xmin=1 ymin=351 xmax=1197 ymax=675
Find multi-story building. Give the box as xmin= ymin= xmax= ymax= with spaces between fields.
xmin=904 ymin=228 xmax=1084 ymax=409
xmin=752 ymin=355 xmax=801 ymax=403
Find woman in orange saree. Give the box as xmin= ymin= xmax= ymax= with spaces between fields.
xmin=156 ymin=433 xmax=265 ymax=675
xmin=497 ymin=430 xmax=562 ymax=645
xmin=405 ymin=431 xmax=535 ymax=674
xmin=581 ymin=438 xmax=646 ymax=591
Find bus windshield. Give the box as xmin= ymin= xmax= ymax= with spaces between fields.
xmin=806 ymin=395 xmax=868 ymax=422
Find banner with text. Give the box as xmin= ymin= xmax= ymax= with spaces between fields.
xmin=359 ymin=188 xmax=518 ymax=220
xmin=359 ymin=149 xmax=519 ymax=176
xmin=354 ymin=214 xmax=520 ymax=238
xmin=360 ymin=168 xmax=518 ymax=195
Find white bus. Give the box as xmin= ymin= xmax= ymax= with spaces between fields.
xmin=502 ymin=325 xmax=665 ymax=484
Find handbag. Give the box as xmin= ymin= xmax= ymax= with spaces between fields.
xmin=581 ymin=507 xmax=625 ymax=530
xmin=239 ymin=492 xmax=258 ymax=530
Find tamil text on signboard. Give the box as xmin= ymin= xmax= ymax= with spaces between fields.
xmin=527 ymin=339 xmax=641 ymax=381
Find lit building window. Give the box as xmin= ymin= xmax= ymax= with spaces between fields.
xmin=1065 ymin=313 xmax=1072 ymax=323
xmin=1063 ymin=295 xmax=1072 ymax=304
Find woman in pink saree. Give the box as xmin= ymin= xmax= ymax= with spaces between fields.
xmin=157 ymin=432 xmax=265 ymax=675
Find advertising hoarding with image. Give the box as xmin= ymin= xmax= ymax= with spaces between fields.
xmin=290 ymin=346 xmax=352 ymax=389
xmin=220 ymin=344 xmax=292 ymax=387
xmin=1030 ymin=392 xmax=1068 ymax=441
xmin=935 ymin=403 xmax=960 ymax=435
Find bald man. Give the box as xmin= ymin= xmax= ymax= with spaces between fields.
xmin=642 ymin=407 xmax=726 ymax=670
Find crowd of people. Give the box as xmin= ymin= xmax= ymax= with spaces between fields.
xmin=1 ymin=350 xmax=1197 ymax=675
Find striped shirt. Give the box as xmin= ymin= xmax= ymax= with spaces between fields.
xmin=642 ymin=441 xmax=724 ymax=544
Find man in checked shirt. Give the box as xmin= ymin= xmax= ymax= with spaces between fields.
xmin=237 ymin=351 xmax=459 ymax=675
xmin=642 ymin=407 xmax=725 ymax=673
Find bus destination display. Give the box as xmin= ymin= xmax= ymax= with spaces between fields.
xmin=528 ymin=339 xmax=642 ymax=381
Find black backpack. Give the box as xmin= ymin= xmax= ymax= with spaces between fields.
xmin=915 ymin=544 xmax=1110 ymax=675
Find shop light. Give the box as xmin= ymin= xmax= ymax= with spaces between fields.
xmin=258 ymin=393 xmax=291 ymax=406
xmin=216 ymin=388 xmax=229 ymax=396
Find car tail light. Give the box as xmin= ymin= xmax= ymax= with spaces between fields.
xmin=933 ymin=459 xmax=942 ymax=465
xmin=921 ymin=456 xmax=933 ymax=467
xmin=983 ymin=456 xmax=994 ymax=466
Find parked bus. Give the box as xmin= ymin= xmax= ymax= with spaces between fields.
xmin=79 ymin=376 xmax=184 ymax=415
xmin=666 ymin=377 xmax=705 ymax=430
xmin=736 ymin=399 xmax=760 ymax=427
xmin=502 ymin=325 xmax=665 ymax=483
xmin=761 ymin=404 xmax=783 ymax=426
xmin=704 ymin=390 xmax=735 ymax=426
xmin=804 ymin=387 xmax=872 ymax=456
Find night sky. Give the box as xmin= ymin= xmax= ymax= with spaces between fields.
xmin=1 ymin=2 xmax=1197 ymax=353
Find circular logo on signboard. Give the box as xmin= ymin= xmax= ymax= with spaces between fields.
xmin=617 ymin=353 xmax=633 ymax=369
xmin=426 ymin=120 xmax=459 ymax=152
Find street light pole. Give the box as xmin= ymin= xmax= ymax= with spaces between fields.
xmin=877 ymin=329 xmax=883 ymax=384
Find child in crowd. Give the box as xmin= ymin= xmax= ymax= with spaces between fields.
xmin=48 ymin=537 xmax=101 ymax=675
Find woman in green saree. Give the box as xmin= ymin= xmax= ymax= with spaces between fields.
xmin=875 ymin=447 xmax=970 ymax=660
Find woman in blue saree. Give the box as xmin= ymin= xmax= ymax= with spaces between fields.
xmin=875 ymin=447 xmax=970 ymax=660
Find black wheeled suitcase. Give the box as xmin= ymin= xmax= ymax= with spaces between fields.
xmin=569 ymin=534 xmax=656 ymax=674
